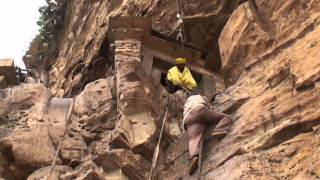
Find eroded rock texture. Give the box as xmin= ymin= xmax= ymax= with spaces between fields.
xmin=159 ymin=0 xmax=320 ymax=179
xmin=1 ymin=0 xmax=320 ymax=180
xmin=0 ymin=85 xmax=52 ymax=179
xmin=49 ymin=0 xmax=239 ymax=96
xmin=0 ymin=41 xmax=177 ymax=180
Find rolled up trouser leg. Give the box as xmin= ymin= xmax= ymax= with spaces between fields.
xmin=187 ymin=123 xmax=206 ymax=158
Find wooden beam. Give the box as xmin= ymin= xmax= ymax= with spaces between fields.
xmin=109 ymin=17 xmax=152 ymax=34
xmin=108 ymin=17 xmax=223 ymax=83
xmin=111 ymin=28 xmax=143 ymax=41
xmin=142 ymin=50 xmax=153 ymax=76
xmin=142 ymin=46 xmax=221 ymax=81
xmin=142 ymin=35 xmax=201 ymax=63
xmin=189 ymin=63 xmax=223 ymax=82
xmin=151 ymin=68 xmax=162 ymax=82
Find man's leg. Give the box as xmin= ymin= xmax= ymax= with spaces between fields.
xmin=198 ymin=109 xmax=232 ymax=138
xmin=199 ymin=108 xmax=226 ymax=124
xmin=187 ymin=123 xmax=206 ymax=157
xmin=212 ymin=116 xmax=233 ymax=138
xmin=186 ymin=123 xmax=206 ymax=175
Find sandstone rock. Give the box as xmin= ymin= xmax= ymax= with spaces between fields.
xmin=1 ymin=125 xmax=58 ymax=170
xmin=64 ymin=79 xmax=118 ymax=158
xmin=159 ymin=0 xmax=320 ymax=179
xmin=0 ymin=152 xmax=13 ymax=179
xmin=72 ymin=77 xmax=115 ymax=138
xmin=58 ymin=160 xmax=114 ymax=180
xmin=1 ymin=0 xmax=320 ymax=179
xmin=59 ymin=78 xmax=116 ymax=162
xmin=0 ymin=84 xmax=56 ymax=179
xmin=219 ymin=0 xmax=320 ymax=86
xmin=0 ymin=81 xmax=118 ymax=178
xmin=95 ymin=149 xmax=150 ymax=180
xmin=60 ymin=134 xmax=88 ymax=162
xmin=49 ymin=0 xmax=239 ymax=96
xmin=27 ymin=165 xmax=72 ymax=180
xmin=203 ymin=132 xmax=320 ymax=180
xmin=25 ymin=77 xmax=37 ymax=84
xmin=219 ymin=1 xmax=271 ymax=86
xmin=111 ymin=39 xmax=163 ymax=159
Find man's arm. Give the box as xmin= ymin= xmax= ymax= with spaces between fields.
xmin=165 ymin=78 xmax=179 ymax=93
xmin=184 ymin=67 xmax=197 ymax=90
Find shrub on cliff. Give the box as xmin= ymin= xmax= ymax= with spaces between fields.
xmin=23 ymin=0 xmax=65 ymax=69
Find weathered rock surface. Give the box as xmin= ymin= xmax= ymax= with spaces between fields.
xmin=27 ymin=166 xmax=72 ymax=180
xmin=0 ymin=71 xmax=172 ymax=180
xmin=0 ymin=84 xmax=53 ymax=179
xmin=60 ymin=78 xmax=115 ymax=162
xmin=220 ymin=0 xmax=320 ymax=86
xmin=110 ymin=39 xmax=164 ymax=160
xmin=159 ymin=0 xmax=320 ymax=179
xmin=2 ymin=0 xmax=320 ymax=179
xmin=49 ymin=0 xmax=239 ymax=96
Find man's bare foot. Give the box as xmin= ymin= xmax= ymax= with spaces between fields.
xmin=212 ymin=129 xmax=228 ymax=139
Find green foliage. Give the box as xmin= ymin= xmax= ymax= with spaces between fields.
xmin=23 ymin=0 xmax=65 ymax=69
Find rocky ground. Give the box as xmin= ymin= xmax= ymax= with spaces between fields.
xmin=1 ymin=0 xmax=320 ymax=179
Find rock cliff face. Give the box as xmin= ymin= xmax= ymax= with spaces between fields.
xmin=49 ymin=0 xmax=238 ymax=96
xmin=1 ymin=0 xmax=320 ymax=179
xmin=161 ymin=1 xmax=320 ymax=179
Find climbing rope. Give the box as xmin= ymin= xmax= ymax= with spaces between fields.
xmin=197 ymin=137 xmax=204 ymax=180
xmin=56 ymin=43 xmax=121 ymax=179
xmin=112 ymin=43 xmax=120 ymax=128
xmin=148 ymin=95 xmax=170 ymax=180
xmin=48 ymin=97 xmax=75 ymax=180
xmin=175 ymin=0 xmax=185 ymax=48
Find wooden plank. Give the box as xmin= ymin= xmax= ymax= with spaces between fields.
xmin=142 ymin=47 xmax=221 ymax=81
xmin=142 ymin=35 xmax=201 ymax=62
xmin=151 ymin=68 xmax=162 ymax=82
xmin=109 ymin=17 xmax=152 ymax=33
xmin=142 ymin=50 xmax=153 ymax=76
xmin=108 ymin=17 xmax=223 ymax=83
xmin=188 ymin=63 xmax=222 ymax=82
xmin=111 ymin=28 xmax=143 ymax=41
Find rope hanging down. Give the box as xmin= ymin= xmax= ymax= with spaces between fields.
xmin=148 ymin=96 xmax=170 ymax=180
xmin=48 ymin=98 xmax=75 ymax=180
xmin=148 ymin=2 xmax=186 ymax=174
xmin=176 ymin=0 xmax=185 ymax=48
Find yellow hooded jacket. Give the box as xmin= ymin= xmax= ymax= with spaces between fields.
xmin=167 ymin=66 xmax=197 ymax=90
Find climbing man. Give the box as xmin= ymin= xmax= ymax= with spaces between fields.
xmin=183 ymin=93 xmax=233 ymax=175
xmin=166 ymin=58 xmax=197 ymax=93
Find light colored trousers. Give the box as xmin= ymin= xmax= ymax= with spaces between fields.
xmin=185 ymin=107 xmax=232 ymax=158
